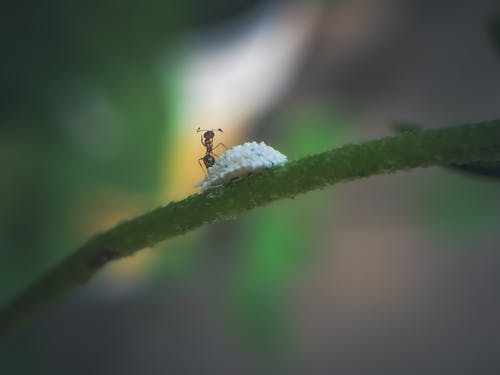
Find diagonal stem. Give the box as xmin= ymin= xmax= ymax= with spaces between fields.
xmin=1 ymin=120 xmax=500 ymax=341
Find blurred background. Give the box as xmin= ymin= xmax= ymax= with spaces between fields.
xmin=1 ymin=0 xmax=500 ymax=373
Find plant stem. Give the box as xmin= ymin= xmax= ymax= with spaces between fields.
xmin=1 ymin=120 xmax=500 ymax=341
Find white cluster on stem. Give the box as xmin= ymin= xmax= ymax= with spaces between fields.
xmin=201 ymin=141 xmax=288 ymax=191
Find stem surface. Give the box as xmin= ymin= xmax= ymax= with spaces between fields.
xmin=1 ymin=120 xmax=500 ymax=341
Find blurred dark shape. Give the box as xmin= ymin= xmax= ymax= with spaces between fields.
xmin=487 ymin=8 xmax=500 ymax=56
xmin=394 ymin=122 xmax=500 ymax=179
xmin=449 ymin=161 xmax=500 ymax=179
xmin=1 ymin=0 xmax=266 ymax=121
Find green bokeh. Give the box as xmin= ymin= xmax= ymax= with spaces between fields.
xmin=226 ymin=106 xmax=352 ymax=358
xmin=0 ymin=0 xmax=265 ymax=307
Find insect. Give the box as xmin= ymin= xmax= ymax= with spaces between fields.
xmin=197 ymin=127 xmax=227 ymax=175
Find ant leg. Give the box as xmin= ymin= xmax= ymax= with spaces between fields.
xmin=200 ymin=135 xmax=206 ymax=147
xmin=212 ymin=143 xmax=227 ymax=158
xmin=213 ymin=143 xmax=227 ymax=152
xmin=198 ymin=158 xmax=207 ymax=177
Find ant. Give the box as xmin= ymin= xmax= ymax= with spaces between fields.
xmin=197 ymin=127 xmax=227 ymax=176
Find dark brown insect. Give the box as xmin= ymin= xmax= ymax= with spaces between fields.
xmin=197 ymin=127 xmax=227 ymax=175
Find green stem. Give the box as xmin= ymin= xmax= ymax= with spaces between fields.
xmin=1 ymin=120 xmax=500 ymax=340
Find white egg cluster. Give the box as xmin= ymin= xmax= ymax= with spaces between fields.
xmin=201 ymin=141 xmax=287 ymax=192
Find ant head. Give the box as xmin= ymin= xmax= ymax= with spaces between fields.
xmin=197 ymin=127 xmax=223 ymax=139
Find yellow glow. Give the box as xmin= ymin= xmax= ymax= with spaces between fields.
xmin=162 ymin=118 xmax=248 ymax=201
xmin=106 ymin=248 xmax=155 ymax=280
xmin=90 ymin=2 xmax=320 ymax=283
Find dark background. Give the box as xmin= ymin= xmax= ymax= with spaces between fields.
xmin=1 ymin=0 xmax=500 ymax=373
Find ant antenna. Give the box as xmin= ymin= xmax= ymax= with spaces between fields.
xmin=196 ymin=127 xmax=223 ymax=133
